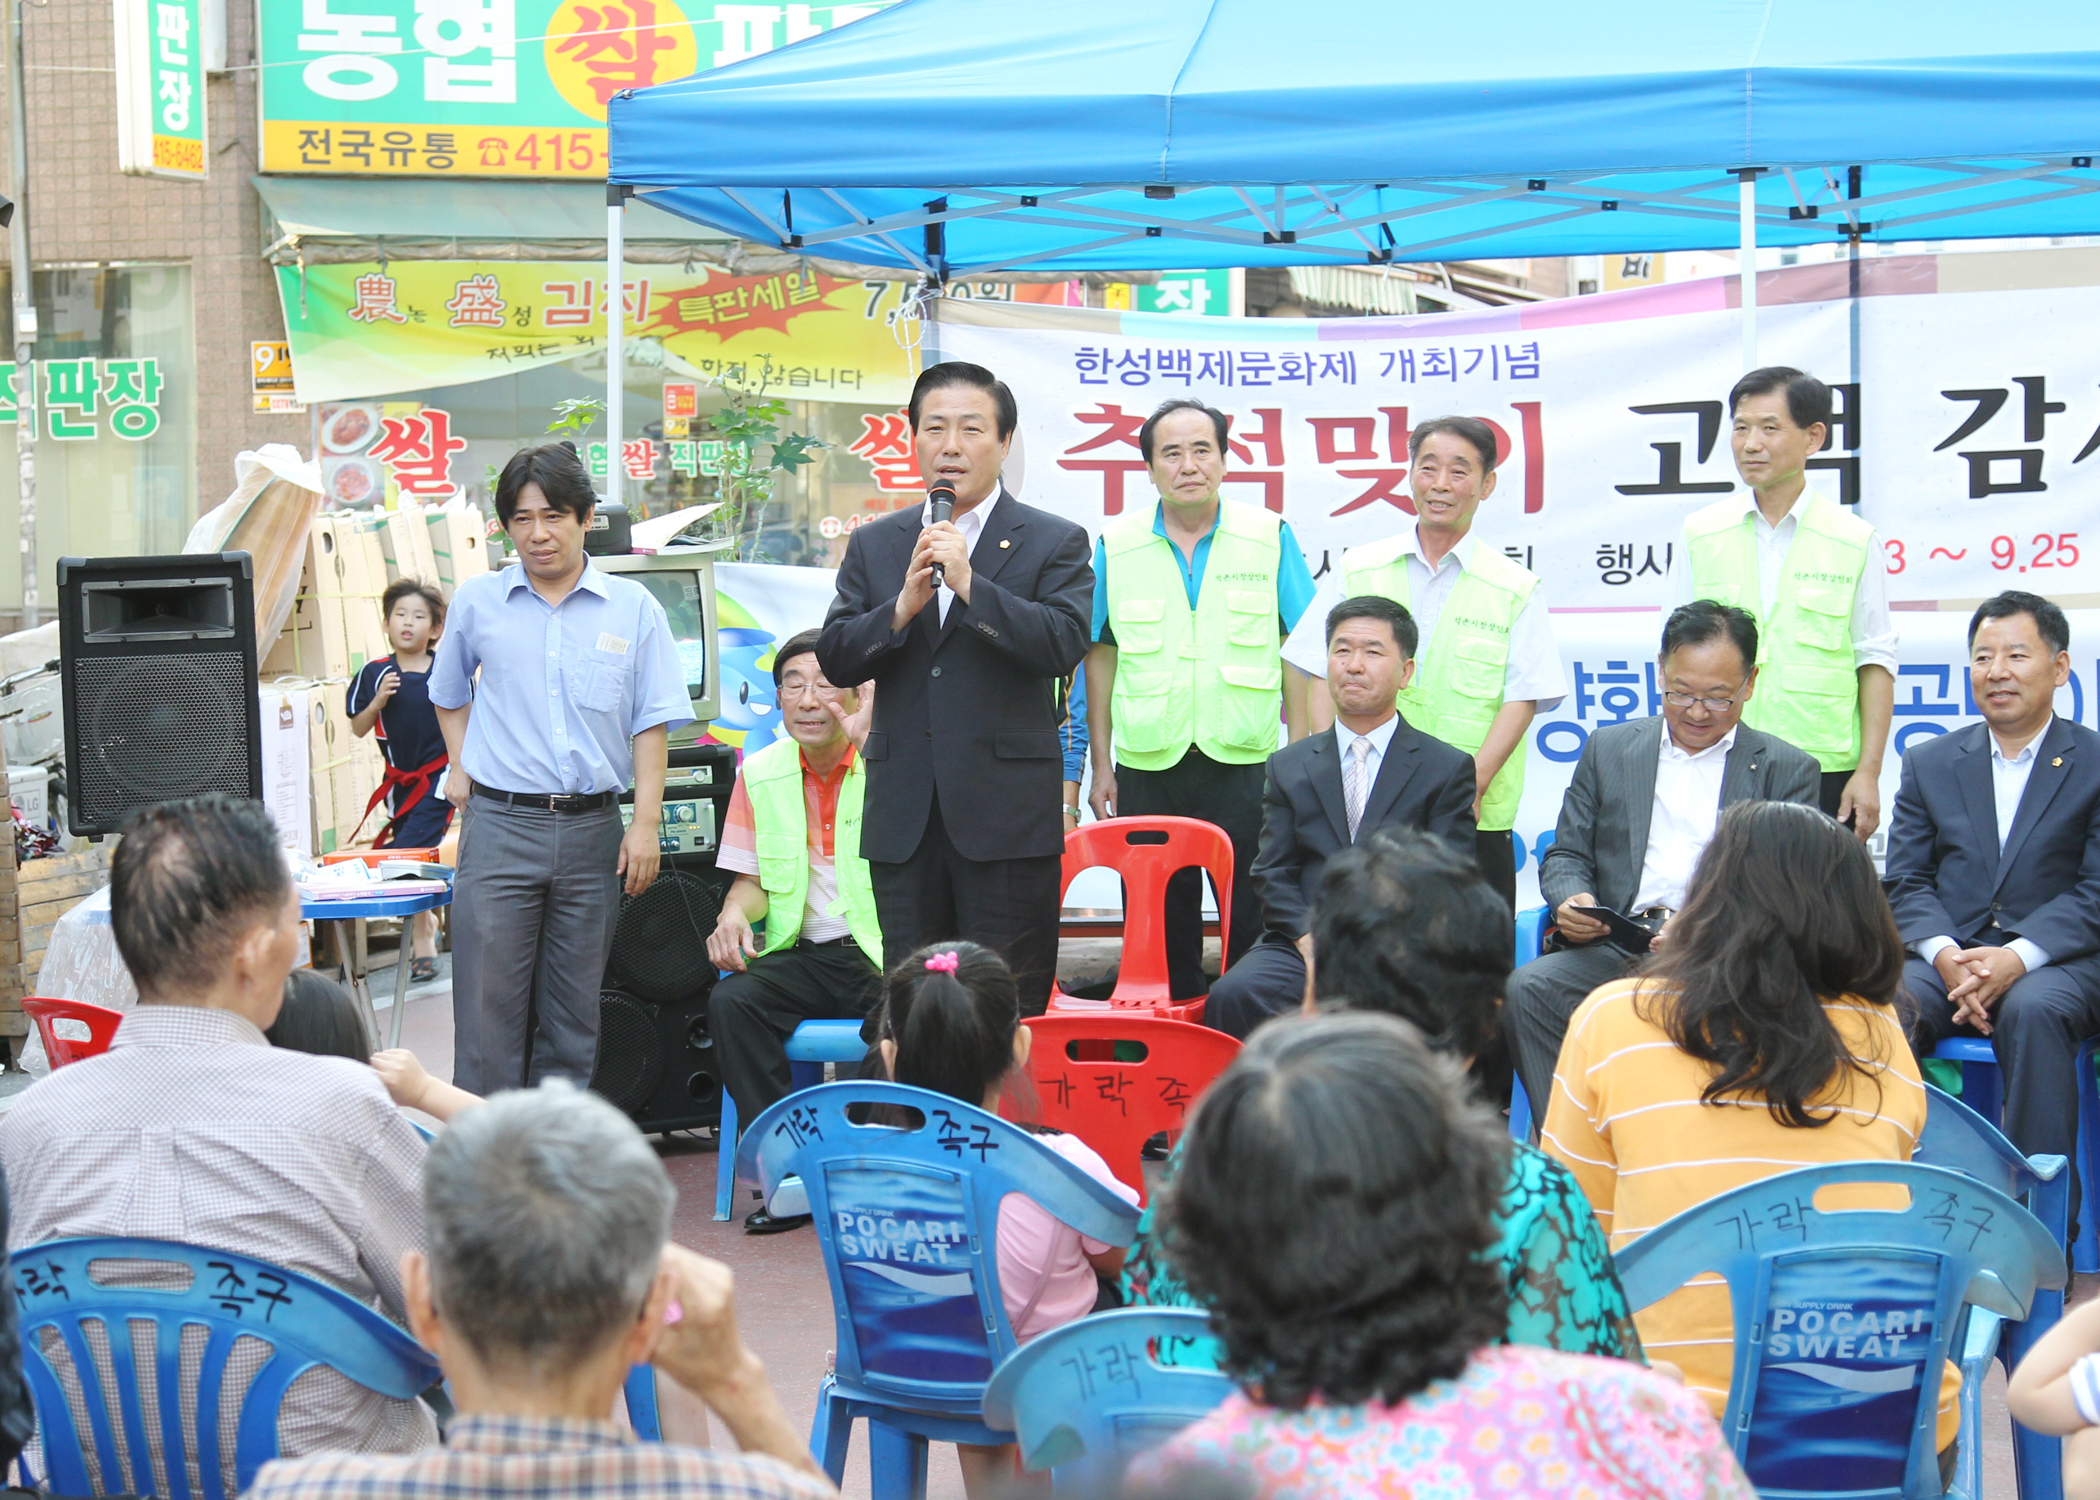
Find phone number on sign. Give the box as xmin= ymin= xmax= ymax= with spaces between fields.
xmin=1885 ymin=532 xmax=2081 ymax=575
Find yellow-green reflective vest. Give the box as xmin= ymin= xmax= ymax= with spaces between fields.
xmin=1103 ymin=500 xmax=1284 ymax=770
xmin=1343 ymin=535 xmax=1536 ymax=831
xmin=1682 ymin=489 xmax=1871 ymax=773
xmin=742 ymin=737 xmax=884 ymax=963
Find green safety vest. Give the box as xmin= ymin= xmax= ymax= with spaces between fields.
xmin=1343 ymin=535 xmax=1536 ymax=831
xmin=742 ymin=737 xmax=885 ymax=963
xmin=1682 ymin=489 xmax=1871 ymax=773
xmin=1103 ymin=499 xmax=1285 ymax=770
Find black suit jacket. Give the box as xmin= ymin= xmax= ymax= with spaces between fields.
xmin=1884 ymin=716 xmax=2100 ymax=963
xmin=1251 ymin=714 xmax=1478 ymax=941
xmin=1539 ymin=716 xmax=1822 ymax=914
xmin=817 ymin=490 xmax=1094 ymax=864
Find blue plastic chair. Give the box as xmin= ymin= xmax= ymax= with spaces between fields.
xmin=11 ymin=1237 xmax=441 ymax=1500
xmin=980 ymin=1308 xmax=1232 ymax=1492
xmin=734 ymin=1080 xmax=1143 ymax=1498
xmin=713 ymin=1016 xmax=869 ymax=1221
xmin=1915 ymin=1083 xmax=2067 ymax=1500
xmin=1613 ymin=1161 xmax=2066 ymax=1499
xmin=1506 ymin=904 xmax=1552 ymax=1141
xmin=1932 ymin=1034 xmax=2100 ymax=1273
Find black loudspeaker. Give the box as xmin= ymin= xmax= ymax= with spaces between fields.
xmin=590 ymin=987 xmax=722 ymax=1134
xmin=593 ymin=850 xmax=732 ymax=1131
xmin=607 ymin=857 xmax=732 ymax=1003
xmin=58 ymin=553 xmax=260 ymax=835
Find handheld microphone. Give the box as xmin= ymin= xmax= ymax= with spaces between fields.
xmin=927 ymin=484 xmax=956 ymax=587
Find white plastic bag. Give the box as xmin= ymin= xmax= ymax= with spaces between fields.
xmin=19 ymin=887 xmax=134 ymax=1075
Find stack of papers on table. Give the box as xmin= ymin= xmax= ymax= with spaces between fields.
xmin=298 ymin=866 xmax=450 ymax=901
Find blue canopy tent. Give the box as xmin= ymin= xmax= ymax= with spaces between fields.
xmin=594 ymin=0 xmax=2100 ymax=499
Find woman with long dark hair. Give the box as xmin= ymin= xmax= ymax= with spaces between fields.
xmin=1130 ymin=1012 xmax=1750 ymax=1498
xmin=1541 ymin=799 xmax=1946 ymax=1451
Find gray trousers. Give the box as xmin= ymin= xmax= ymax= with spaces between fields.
xmin=450 ymin=798 xmax=623 ymax=1094
xmin=1505 ymin=941 xmax=1642 ymax=1121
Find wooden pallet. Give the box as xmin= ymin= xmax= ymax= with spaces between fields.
xmin=4 ymin=843 xmax=117 ymax=1036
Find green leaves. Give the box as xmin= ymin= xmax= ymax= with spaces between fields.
xmin=545 ymin=397 xmax=605 ymax=438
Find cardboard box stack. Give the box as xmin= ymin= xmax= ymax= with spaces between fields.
xmin=426 ymin=504 xmax=491 ymax=594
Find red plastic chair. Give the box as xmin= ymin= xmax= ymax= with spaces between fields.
xmin=20 ymin=996 xmax=124 ymax=1068
xmin=1054 ymin=816 xmax=1234 ymax=1023
xmin=1008 ymin=1013 xmax=1242 ymax=1204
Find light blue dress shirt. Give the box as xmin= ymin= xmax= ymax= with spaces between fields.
xmin=428 ymin=562 xmax=693 ymax=795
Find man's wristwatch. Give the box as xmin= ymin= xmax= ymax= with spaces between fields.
xmin=1062 ymin=804 xmax=1082 ymax=819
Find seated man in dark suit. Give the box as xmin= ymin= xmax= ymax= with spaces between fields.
xmin=1506 ymin=601 xmax=1820 ymax=1114
xmin=1201 ymin=595 xmax=1476 ymax=1039
xmin=1890 ymin=589 xmax=2100 ymax=1184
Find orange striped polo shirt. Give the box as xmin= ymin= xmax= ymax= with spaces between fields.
xmin=1541 ymin=977 xmax=1953 ymax=1447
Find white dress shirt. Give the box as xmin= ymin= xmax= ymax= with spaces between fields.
xmin=1631 ymin=726 xmax=1735 ymax=913
xmin=1334 ymin=710 xmax=1404 ymax=799
xmin=1283 ymin=528 xmax=1567 ymax=709
xmin=1916 ymin=718 xmax=2053 ymax=972
xmin=2 ymin=1006 xmax=436 ymax=1470
xmin=922 ymin=490 xmax=998 ymax=625
xmin=1666 ymin=486 xmax=1898 ymax=671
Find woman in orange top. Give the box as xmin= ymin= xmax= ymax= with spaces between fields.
xmin=1541 ymin=799 xmax=1954 ymax=1462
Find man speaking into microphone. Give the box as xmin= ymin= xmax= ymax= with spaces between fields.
xmin=819 ymin=361 xmax=1093 ymax=1014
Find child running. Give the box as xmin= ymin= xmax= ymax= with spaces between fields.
xmin=347 ymin=578 xmax=453 ymax=982
xmin=877 ymin=940 xmax=1140 ymax=1497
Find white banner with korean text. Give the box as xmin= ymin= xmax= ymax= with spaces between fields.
xmin=925 ymin=256 xmax=2100 ymax=904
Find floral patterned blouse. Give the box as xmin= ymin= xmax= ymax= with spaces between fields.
xmin=1121 ymin=1141 xmax=1642 ymax=1360
xmin=1126 ymin=1344 xmax=1755 ymax=1500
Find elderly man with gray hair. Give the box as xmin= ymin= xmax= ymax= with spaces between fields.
xmin=247 ymin=1081 xmax=834 ymax=1500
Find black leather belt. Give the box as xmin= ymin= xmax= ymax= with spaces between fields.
xmin=471 ymin=785 xmax=618 ymax=813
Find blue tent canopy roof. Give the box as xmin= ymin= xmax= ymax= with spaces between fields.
xmin=607 ymin=0 xmax=2100 ymax=273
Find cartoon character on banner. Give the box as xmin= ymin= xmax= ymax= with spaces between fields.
xmin=704 ymin=588 xmax=781 ymax=754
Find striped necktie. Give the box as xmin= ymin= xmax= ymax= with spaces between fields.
xmin=1344 ymin=735 xmax=1371 ymax=838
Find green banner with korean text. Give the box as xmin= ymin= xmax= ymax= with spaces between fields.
xmin=116 ymin=0 xmax=206 ymax=179
xmin=259 ymin=1 xmax=893 ymax=178
xmin=274 ymin=260 xmax=918 ymax=404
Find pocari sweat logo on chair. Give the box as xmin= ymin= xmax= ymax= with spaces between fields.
xmin=1744 ymin=1260 xmax=1937 ymax=1492
xmin=828 ymin=1166 xmax=993 ymax=1384
xmin=835 ymin=1209 xmax=973 ymax=1296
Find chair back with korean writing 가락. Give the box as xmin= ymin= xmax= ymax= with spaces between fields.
xmin=11 ymin=1237 xmax=441 ymax=1500
xmin=982 ymin=1307 xmax=1233 ymax=1493
xmin=734 ymin=1081 xmax=1140 ymax=1494
xmin=1007 ymin=1014 xmax=1239 ymax=1205
xmin=1612 ymin=1161 xmax=2064 ymax=1500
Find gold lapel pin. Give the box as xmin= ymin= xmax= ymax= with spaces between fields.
xmin=2054 ymin=756 xmax=2065 ymax=767
xmin=998 ymin=539 xmax=1011 ymax=548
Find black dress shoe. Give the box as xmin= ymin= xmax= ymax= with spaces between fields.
xmin=744 ymin=1208 xmax=812 ymax=1235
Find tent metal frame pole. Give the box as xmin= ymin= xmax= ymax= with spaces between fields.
xmin=1738 ymin=168 xmax=1760 ymax=373
xmin=606 ymin=184 xmax=627 ymax=510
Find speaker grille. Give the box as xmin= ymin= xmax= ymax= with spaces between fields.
xmin=608 ymin=865 xmax=730 ymax=1005
xmin=590 ymin=991 xmax=663 ymax=1112
xmin=74 ymin=654 xmax=252 ymax=824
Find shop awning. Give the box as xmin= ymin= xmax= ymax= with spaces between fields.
xmin=606 ymin=0 xmax=2100 ymax=276
xmin=255 ymin=176 xmax=730 ymax=244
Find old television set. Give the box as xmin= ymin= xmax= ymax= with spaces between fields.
xmin=589 ymin=547 xmax=724 ymax=729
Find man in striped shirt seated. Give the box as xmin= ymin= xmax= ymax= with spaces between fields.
xmin=706 ymin=628 xmax=883 ymax=1234
xmin=248 ymin=1082 xmax=835 ymax=1500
